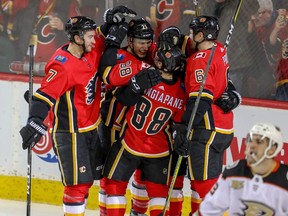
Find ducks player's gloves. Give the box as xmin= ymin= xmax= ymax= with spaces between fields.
xmin=20 ymin=117 xmax=47 ymax=150
xmin=104 ymin=6 xmax=136 ymax=25
xmin=105 ymin=22 xmax=128 ymax=47
xmin=129 ymin=67 xmax=162 ymax=93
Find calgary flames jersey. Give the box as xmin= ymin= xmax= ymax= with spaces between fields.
xmin=119 ymin=78 xmax=186 ymax=157
xmin=100 ymin=44 xmax=156 ymax=127
xmin=185 ymin=41 xmax=233 ymax=132
xmin=199 ymin=159 xmax=288 ymax=215
xmin=34 ymin=30 xmax=105 ymax=133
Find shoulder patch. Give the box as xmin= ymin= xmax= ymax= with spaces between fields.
xmin=54 ymin=55 xmax=67 ymax=64
xmin=117 ymin=54 xmax=124 ymax=60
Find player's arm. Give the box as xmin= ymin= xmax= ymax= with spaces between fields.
xmin=157 ymin=26 xmax=195 ymax=57
xmin=19 ymin=63 xmax=68 ymax=150
xmin=114 ymin=67 xmax=162 ymax=106
xmin=214 ymin=78 xmax=242 ymax=113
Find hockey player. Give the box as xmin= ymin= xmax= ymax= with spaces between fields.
xmin=197 ymin=122 xmax=288 ymax=215
xmin=101 ymin=46 xmax=187 ymax=216
xmin=19 ymin=6 xmax=137 ymax=216
xmin=172 ymin=15 xmax=238 ymax=214
xmin=97 ymin=18 xmax=161 ymax=216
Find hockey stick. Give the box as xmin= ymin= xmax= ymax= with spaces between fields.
xmin=26 ymin=45 xmax=34 ymax=216
xmin=161 ymin=1 xmax=244 ymax=214
xmin=149 ymin=0 xmax=157 ymax=26
xmin=224 ymin=0 xmax=243 ymax=48
xmin=193 ymin=0 xmax=200 ymax=17
xmin=161 ymin=44 xmax=217 ymax=215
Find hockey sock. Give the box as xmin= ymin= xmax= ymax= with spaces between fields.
xmin=106 ymin=195 xmax=127 ymax=216
xmin=149 ymin=197 xmax=169 ymax=216
xmin=99 ymin=178 xmax=107 ymax=216
xmin=130 ymin=180 xmax=149 ymax=214
xmin=190 ymin=178 xmax=218 ymax=214
xmin=63 ymin=183 xmax=92 ymax=216
xmin=169 ymin=176 xmax=184 ymax=216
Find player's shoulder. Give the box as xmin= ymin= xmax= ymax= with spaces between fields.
xmin=267 ymin=162 xmax=288 ymax=190
xmin=222 ymin=159 xmax=248 ymax=179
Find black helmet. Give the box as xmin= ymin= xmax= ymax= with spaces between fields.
xmin=127 ymin=18 xmax=154 ymax=40
xmin=189 ymin=16 xmax=220 ymax=40
xmin=156 ymin=46 xmax=184 ymax=72
xmin=65 ymin=16 xmax=97 ymax=41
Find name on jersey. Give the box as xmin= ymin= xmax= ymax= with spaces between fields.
xmin=145 ymin=88 xmax=184 ymax=109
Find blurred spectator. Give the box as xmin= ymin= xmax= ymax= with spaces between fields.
xmin=246 ymin=0 xmax=279 ymax=99
xmin=144 ymin=0 xmax=194 ymax=38
xmin=1 ymin=0 xmax=81 ymax=75
xmin=204 ymin=0 xmax=258 ymax=98
xmin=268 ymin=8 xmax=288 ymax=101
xmin=0 ymin=0 xmax=27 ymax=72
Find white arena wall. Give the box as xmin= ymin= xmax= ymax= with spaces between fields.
xmin=1 ymin=74 xmax=288 ymax=213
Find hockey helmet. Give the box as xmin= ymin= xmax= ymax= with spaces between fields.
xmin=156 ymin=46 xmax=184 ymax=72
xmin=65 ymin=16 xmax=97 ymax=41
xmin=127 ymin=18 xmax=154 ymax=40
xmin=248 ymin=123 xmax=283 ymax=157
xmin=189 ymin=16 xmax=220 ymax=40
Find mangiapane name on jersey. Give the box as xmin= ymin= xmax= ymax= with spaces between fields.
xmin=145 ymin=87 xmax=184 ymax=109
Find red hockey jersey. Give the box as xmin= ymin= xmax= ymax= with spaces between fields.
xmin=34 ymin=29 xmax=105 ymax=133
xmin=185 ymin=42 xmax=234 ymax=132
xmin=119 ymin=78 xmax=186 ymax=157
xmin=100 ymin=43 xmax=157 ymax=127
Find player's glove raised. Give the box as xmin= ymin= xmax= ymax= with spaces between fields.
xmin=172 ymin=124 xmax=191 ymax=157
xmin=215 ymin=89 xmax=242 ymax=113
xmin=20 ymin=117 xmax=47 ymax=150
xmin=129 ymin=67 xmax=162 ymax=93
xmin=157 ymin=26 xmax=182 ymax=50
xmin=104 ymin=5 xmax=137 ymax=25
xmin=105 ymin=22 xmax=129 ymax=47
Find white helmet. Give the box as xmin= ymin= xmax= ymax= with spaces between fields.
xmin=248 ymin=123 xmax=283 ymax=166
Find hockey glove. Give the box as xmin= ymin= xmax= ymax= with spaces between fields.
xmin=105 ymin=22 xmax=129 ymax=47
xmin=157 ymin=26 xmax=182 ymax=50
xmin=172 ymin=124 xmax=191 ymax=157
xmin=20 ymin=117 xmax=47 ymax=150
xmin=129 ymin=67 xmax=162 ymax=93
xmin=104 ymin=6 xmax=137 ymax=25
xmin=215 ymin=90 xmax=242 ymax=113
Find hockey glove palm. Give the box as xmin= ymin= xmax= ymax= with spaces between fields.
xmin=105 ymin=22 xmax=129 ymax=47
xmin=215 ymin=90 xmax=242 ymax=113
xmin=157 ymin=26 xmax=182 ymax=50
xmin=172 ymin=124 xmax=191 ymax=157
xmin=20 ymin=117 xmax=47 ymax=150
xmin=129 ymin=68 xmax=162 ymax=93
xmin=104 ymin=6 xmax=136 ymax=25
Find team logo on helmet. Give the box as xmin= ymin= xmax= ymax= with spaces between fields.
xmin=200 ymin=17 xmax=207 ymax=22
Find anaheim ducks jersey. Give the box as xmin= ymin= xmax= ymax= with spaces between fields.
xmin=119 ymin=78 xmax=186 ymax=158
xmin=33 ymin=29 xmax=105 ymax=133
xmin=185 ymin=41 xmax=233 ymax=132
xmin=199 ymin=159 xmax=288 ymax=215
xmin=100 ymin=43 xmax=156 ymax=127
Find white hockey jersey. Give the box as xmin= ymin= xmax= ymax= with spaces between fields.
xmin=199 ymin=159 xmax=288 ymax=215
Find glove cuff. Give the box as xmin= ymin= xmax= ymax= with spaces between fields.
xmin=232 ymin=90 xmax=242 ymax=107
xmin=28 ymin=118 xmax=47 ymax=135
